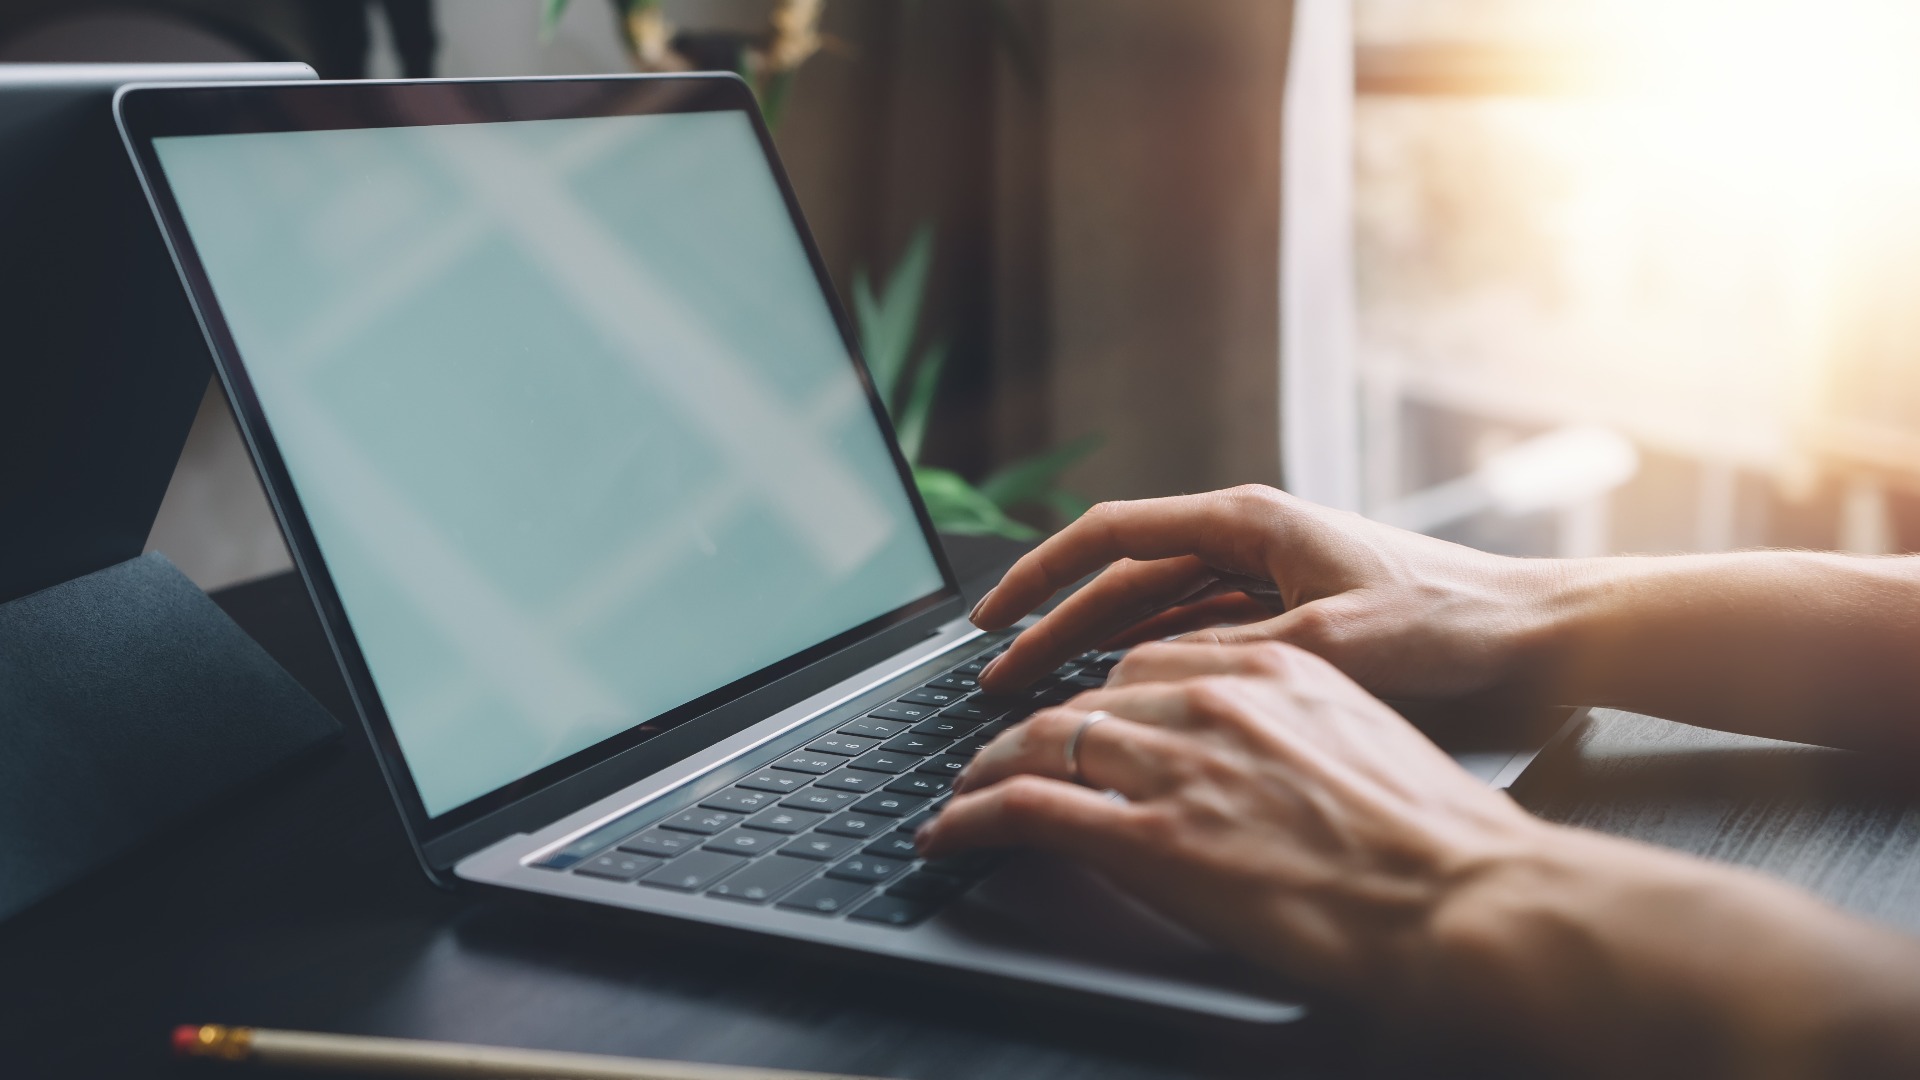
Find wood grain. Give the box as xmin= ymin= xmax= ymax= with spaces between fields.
xmin=1514 ymin=708 xmax=1920 ymax=935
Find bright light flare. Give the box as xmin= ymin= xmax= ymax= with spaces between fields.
xmin=1597 ymin=0 xmax=1920 ymax=219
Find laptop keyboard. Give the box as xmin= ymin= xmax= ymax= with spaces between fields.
xmin=548 ymin=643 xmax=1124 ymax=928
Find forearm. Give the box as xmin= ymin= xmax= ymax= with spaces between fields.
xmin=1419 ymin=826 xmax=1920 ymax=1078
xmin=1522 ymin=552 xmax=1920 ymax=752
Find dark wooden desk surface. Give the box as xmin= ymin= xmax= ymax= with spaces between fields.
xmin=5 ymin=537 xmax=1916 ymax=1078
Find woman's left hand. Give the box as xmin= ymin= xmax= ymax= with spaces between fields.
xmin=916 ymin=639 xmax=1550 ymax=1010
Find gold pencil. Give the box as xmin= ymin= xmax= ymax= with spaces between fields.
xmin=172 ymin=1024 xmax=888 ymax=1080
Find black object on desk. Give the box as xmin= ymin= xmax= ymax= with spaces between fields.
xmin=0 ymin=62 xmax=313 ymax=603
xmin=0 ymin=552 xmax=339 ymax=924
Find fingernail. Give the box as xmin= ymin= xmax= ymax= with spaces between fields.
xmin=952 ymin=768 xmax=973 ymax=795
xmin=980 ymin=655 xmax=1002 ymax=681
xmin=913 ymin=823 xmax=936 ymax=853
xmin=968 ymin=592 xmax=991 ymax=624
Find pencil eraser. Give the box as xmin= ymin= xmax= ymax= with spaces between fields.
xmin=172 ymin=1025 xmax=200 ymax=1057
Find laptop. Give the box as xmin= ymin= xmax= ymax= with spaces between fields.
xmin=113 ymin=73 xmax=1323 ymax=1023
xmin=0 ymin=62 xmax=312 ymax=603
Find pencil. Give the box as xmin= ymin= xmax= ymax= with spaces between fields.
xmin=172 ymin=1024 xmax=889 ymax=1080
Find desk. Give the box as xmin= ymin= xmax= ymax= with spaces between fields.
xmin=4 ymin=538 xmax=1916 ymax=1078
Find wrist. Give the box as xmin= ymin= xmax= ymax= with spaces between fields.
xmin=1415 ymin=823 xmax=1920 ymax=1077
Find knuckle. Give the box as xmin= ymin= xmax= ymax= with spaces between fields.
xmin=1244 ymin=640 xmax=1303 ymax=675
xmin=1114 ymin=640 xmax=1174 ymax=676
xmin=1182 ymin=676 xmax=1246 ymax=721
xmin=998 ymin=776 xmax=1060 ymax=821
xmin=1224 ymin=483 xmax=1280 ymax=507
xmin=1130 ymin=802 xmax=1186 ymax=849
xmin=1279 ymin=603 xmax=1348 ymax=654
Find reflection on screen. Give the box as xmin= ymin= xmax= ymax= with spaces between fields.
xmin=154 ymin=111 xmax=945 ymax=817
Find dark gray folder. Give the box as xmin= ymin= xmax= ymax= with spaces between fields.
xmin=0 ymin=553 xmax=340 ymax=922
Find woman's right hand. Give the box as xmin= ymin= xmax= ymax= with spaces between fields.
xmin=972 ymin=485 xmax=1567 ymax=702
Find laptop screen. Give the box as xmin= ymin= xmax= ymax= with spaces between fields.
xmin=150 ymin=108 xmax=947 ymax=818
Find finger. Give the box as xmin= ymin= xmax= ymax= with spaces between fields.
xmin=970 ymin=488 xmax=1288 ymax=632
xmin=978 ymin=556 xmax=1216 ymax=691
xmin=1105 ymin=638 xmax=1301 ymax=687
xmin=956 ymin=705 xmax=1191 ymax=798
xmin=1043 ymin=681 xmax=1218 ymax=729
xmin=1097 ymin=593 xmax=1275 ymax=650
xmin=915 ymin=774 xmax=1149 ymax=863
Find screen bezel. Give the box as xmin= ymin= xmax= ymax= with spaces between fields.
xmin=115 ymin=74 xmax=963 ymax=861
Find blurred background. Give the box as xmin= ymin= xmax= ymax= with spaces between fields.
xmin=5 ymin=0 xmax=1918 ymax=588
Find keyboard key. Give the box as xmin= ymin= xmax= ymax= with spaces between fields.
xmin=853 ymin=792 xmax=928 ymax=818
xmin=659 ymin=809 xmax=740 ymax=835
xmin=781 ymin=788 xmax=861 ymax=813
xmin=910 ymin=716 xmax=979 ymax=739
xmin=639 ymin=850 xmax=744 ymax=892
xmin=900 ymin=687 xmax=965 ymax=708
xmin=779 ymin=833 xmax=859 ymax=861
xmin=887 ymin=871 xmax=969 ymax=902
xmin=702 ymin=828 xmax=783 ymax=857
xmin=847 ymin=750 xmax=916 ymax=775
xmin=880 ymin=732 xmax=951 ymax=756
xmin=827 ymin=855 xmax=910 ymax=885
xmin=808 ymin=734 xmax=875 ymax=757
xmin=776 ymin=877 xmax=871 ymax=915
xmin=848 ymin=894 xmax=940 ymax=928
xmin=869 ymin=702 xmax=938 ymax=723
xmin=817 ymin=812 xmax=888 ymax=838
xmin=574 ymin=851 xmax=657 ymax=881
xmin=954 ymin=654 xmax=995 ymax=674
xmin=953 ymin=724 xmax=1014 ymax=757
xmin=839 ymin=717 xmax=908 ymax=739
xmin=885 ymin=774 xmax=952 ymax=798
xmin=892 ymin=808 xmax=939 ymax=834
xmin=915 ymin=754 xmax=970 ymax=777
xmin=737 ymin=771 xmax=809 ymax=794
xmin=928 ymin=674 xmax=979 ymax=692
xmin=617 ymin=828 xmax=699 ymax=858
xmin=707 ymin=855 xmax=816 ymax=904
xmin=700 ymin=788 xmax=781 ymax=814
xmin=773 ymin=752 xmax=841 ymax=775
xmin=743 ymin=807 xmax=823 ymax=834
xmin=863 ymin=834 xmax=921 ymax=860
xmin=941 ymin=700 xmax=1009 ymax=723
xmin=814 ymin=768 xmax=887 ymax=794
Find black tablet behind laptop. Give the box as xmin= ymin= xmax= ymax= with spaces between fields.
xmin=0 ymin=62 xmax=313 ymax=603
xmin=114 ymin=73 xmax=1306 ymax=1023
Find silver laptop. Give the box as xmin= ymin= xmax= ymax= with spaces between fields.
xmin=115 ymin=73 xmax=1322 ymax=1023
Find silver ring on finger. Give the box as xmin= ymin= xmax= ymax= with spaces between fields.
xmin=1064 ymin=710 xmax=1112 ymax=785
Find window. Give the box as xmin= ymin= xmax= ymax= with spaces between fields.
xmin=1348 ymin=0 xmax=1920 ymax=554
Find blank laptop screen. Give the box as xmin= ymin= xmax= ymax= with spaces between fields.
xmin=152 ymin=110 xmax=945 ymax=817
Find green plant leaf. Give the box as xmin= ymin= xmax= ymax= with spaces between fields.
xmin=893 ymin=339 xmax=948 ymax=465
xmin=759 ymin=69 xmax=798 ymax=133
xmin=978 ymin=433 xmax=1102 ymax=511
xmin=540 ymin=0 xmax=571 ymax=40
xmin=852 ymin=268 xmax=886 ymax=398
xmin=1043 ymin=488 xmax=1096 ymax=521
xmin=914 ymin=467 xmax=1041 ymax=540
xmin=853 ymin=224 xmax=935 ymax=409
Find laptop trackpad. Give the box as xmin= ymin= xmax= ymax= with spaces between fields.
xmin=932 ymin=852 xmax=1296 ymax=997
